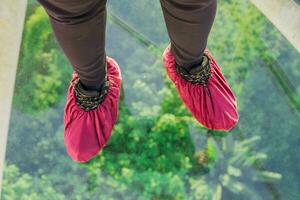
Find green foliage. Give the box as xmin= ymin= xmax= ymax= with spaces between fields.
xmin=2 ymin=164 xmax=65 ymax=200
xmin=118 ymin=170 xmax=187 ymax=200
xmin=13 ymin=7 xmax=71 ymax=114
xmin=3 ymin=0 xmax=299 ymax=199
xmin=189 ymin=177 xmax=214 ymax=200
xmin=82 ymin=104 xmax=195 ymax=198
xmin=198 ymin=136 xmax=282 ymax=200
xmin=206 ymin=138 xmax=219 ymax=164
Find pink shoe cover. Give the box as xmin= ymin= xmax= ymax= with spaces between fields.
xmin=64 ymin=57 xmax=122 ymax=162
xmin=163 ymin=45 xmax=239 ymax=131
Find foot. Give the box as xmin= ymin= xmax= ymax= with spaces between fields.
xmin=64 ymin=57 xmax=122 ymax=162
xmin=163 ymin=45 xmax=239 ymax=131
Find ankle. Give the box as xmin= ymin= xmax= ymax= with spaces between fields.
xmin=74 ymin=77 xmax=110 ymax=111
xmin=79 ymin=76 xmax=108 ymax=96
xmin=177 ymin=56 xmax=204 ymax=73
xmin=80 ymin=79 xmax=103 ymax=91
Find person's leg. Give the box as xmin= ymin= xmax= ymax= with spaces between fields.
xmin=38 ymin=0 xmax=107 ymax=91
xmin=38 ymin=0 xmax=123 ymax=162
xmin=161 ymin=0 xmax=239 ymax=131
xmin=160 ymin=0 xmax=217 ymax=71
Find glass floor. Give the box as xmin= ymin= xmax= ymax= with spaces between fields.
xmin=2 ymin=0 xmax=300 ymax=199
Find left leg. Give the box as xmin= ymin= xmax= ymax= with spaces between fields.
xmin=160 ymin=0 xmax=239 ymax=131
xmin=160 ymin=0 xmax=217 ymax=71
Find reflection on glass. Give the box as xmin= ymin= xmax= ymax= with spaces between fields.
xmin=2 ymin=0 xmax=300 ymax=200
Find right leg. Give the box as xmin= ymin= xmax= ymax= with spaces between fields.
xmin=38 ymin=0 xmax=107 ymax=90
xmin=38 ymin=0 xmax=123 ymax=163
xmin=160 ymin=0 xmax=217 ymax=71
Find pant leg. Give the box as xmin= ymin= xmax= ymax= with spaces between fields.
xmin=38 ymin=0 xmax=107 ymax=90
xmin=160 ymin=0 xmax=217 ymax=71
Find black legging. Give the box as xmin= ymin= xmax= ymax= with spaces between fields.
xmin=38 ymin=0 xmax=217 ymax=90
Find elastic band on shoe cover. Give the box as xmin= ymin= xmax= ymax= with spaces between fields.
xmin=175 ymin=53 xmax=212 ymax=96
xmin=73 ymin=77 xmax=110 ymax=111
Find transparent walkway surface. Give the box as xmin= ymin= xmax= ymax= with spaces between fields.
xmin=2 ymin=1 xmax=300 ymax=200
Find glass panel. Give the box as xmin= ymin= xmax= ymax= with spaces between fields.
xmin=2 ymin=0 xmax=300 ymax=199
